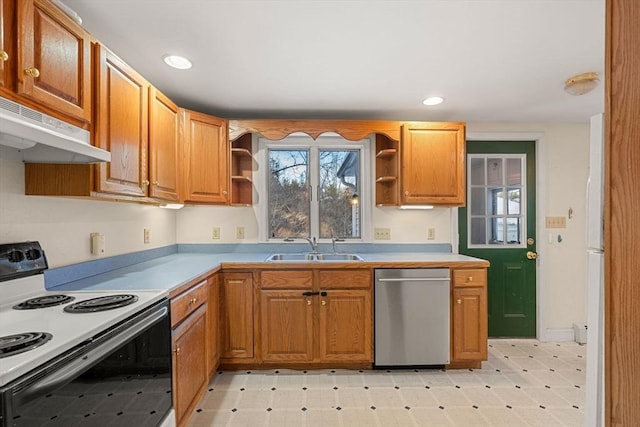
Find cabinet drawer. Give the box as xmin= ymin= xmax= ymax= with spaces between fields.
xmin=453 ymin=269 xmax=487 ymax=287
xmin=171 ymin=280 xmax=208 ymax=327
xmin=261 ymin=270 xmax=313 ymax=289
xmin=318 ymin=270 xmax=372 ymax=289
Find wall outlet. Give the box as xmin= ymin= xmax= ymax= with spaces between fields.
xmin=545 ymin=216 xmax=567 ymax=228
xmin=212 ymin=227 xmax=221 ymax=240
xmin=427 ymin=227 xmax=436 ymax=240
xmin=236 ymin=226 xmax=245 ymax=239
xmin=90 ymin=232 xmax=105 ymax=255
xmin=143 ymin=228 xmax=150 ymax=244
xmin=374 ymin=227 xmax=391 ymax=240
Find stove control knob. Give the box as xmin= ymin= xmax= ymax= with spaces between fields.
xmin=25 ymin=248 xmax=42 ymax=260
xmin=7 ymin=250 xmax=25 ymax=263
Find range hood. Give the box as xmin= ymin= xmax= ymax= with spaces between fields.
xmin=0 ymin=96 xmax=110 ymax=163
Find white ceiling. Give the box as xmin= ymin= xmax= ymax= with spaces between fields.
xmin=63 ymin=0 xmax=605 ymax=123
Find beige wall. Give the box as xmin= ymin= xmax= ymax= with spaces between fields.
xmin=0 ymin=147 xmax=177 ymax=268
xmin=467 ymin=122 xmax=590 ymax=338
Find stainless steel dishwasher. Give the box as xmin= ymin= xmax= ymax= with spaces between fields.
xmin=374 ymin=268 xmax=450 ymax=367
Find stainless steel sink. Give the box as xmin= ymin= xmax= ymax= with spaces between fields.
xmin=314 ymin=253 xmax=364 ymax=261
xmin=265 ymin=253 xmax=315 ymax=261
xmin=265 ymin=253 xmax=364 ymax=262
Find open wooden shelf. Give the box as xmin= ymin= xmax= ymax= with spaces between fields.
xmin=230 ymin=134 xmax=253 ymax=205
xmin=374 ymin=134 xmax=399 ymax=206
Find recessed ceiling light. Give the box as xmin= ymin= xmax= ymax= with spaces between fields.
xmin=163 ymin=54 xmax=192 ymax=70
xmin=423 ymin=96 xmax=444 ymax=106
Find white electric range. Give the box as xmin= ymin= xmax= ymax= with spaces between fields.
xmin=0 ymin=242 xmax=172 ymax=427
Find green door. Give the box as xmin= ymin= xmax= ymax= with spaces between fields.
xmin=459 ymin=141 xmax=537 ymax=337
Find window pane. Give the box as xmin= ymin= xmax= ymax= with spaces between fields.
xmin=507 ymin=188 xmax=521 ymax=215
xmin=489 ymin=217 xmax=504 ymax=244
xmin=470 ymin=218 xmax=486 ymax=245
xmin=506 ymin=218 xmax=521 ymax=244
xmin=487 ymin=158 xmax=503 ymax=185
xmin=319 ymin=150 xmax=360 ymax=238
xmin=470 ymin=158 xmax=485 ymax=185
xmin=470 ymin=188 xmax=485 ymax=215
xmin=507 ymin=158 xmax=522 ymax=185
xmin=268 ymin=149 xmax=310 ymax=238
xmin=488 ymin=188 xmax=504 ymax=215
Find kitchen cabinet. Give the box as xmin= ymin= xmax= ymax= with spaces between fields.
xmin=182 ymin=109 xmax=229 ymax=204
xmin=220 ymin=272 xmax=254 ymax=360
xmin=401 ymin=122 xmax=466 ymax=206
xmin=451 ymin=269 xmax=488 ymax=365
xmin=230 ymin=133 xmax=253 ymax=206
xmin=374 ymin=134 xmax=400 ymax=206
xmin=149 ymin=86 xmax=180 ymax=201
xmin=0 ymin=0 xmax=11 ymax=91
xmin=171 ymin=280 xmax=209 ymax=427
xmin=15 ymin=0 xmax=92 ymax=123
xmin=206 ymin=273 xmax=220 ymax=376
xmin=259 ymin=268 xmax=372 ymax=365
xmin=93 ymin=43 xmax=149 ymax=198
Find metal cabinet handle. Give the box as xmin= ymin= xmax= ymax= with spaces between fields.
xmin=467 ymin=276 xmax=473 ymax=282
xmin=307 ymin=299 xmax=312 ymax=306
xmin=456 ymin=299 xmax=462 ymax=304
xmin=24 ymin=67 xmax=40 ymax=77
xmin=0 ymin=50 xmax=8 ymax=61
xmin=153 ymin=180 xmax=160 ymax=186
xmin=302 ymin=291 xmax=319 ymax=297
xmin=321 ymin=300 xmax=327 ymax=306
xmin=222 ymin=190 xmax=228 ymax=195
xmin=142 ymin=179 xmax=150 ymax=186
xmin=174 ymin=347 xmax=180 ymax=355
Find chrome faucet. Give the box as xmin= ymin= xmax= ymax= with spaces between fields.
xmin=332 ymin=237 xmax=345 ymax=253
xmin=305 ymin=237 xmax=319 ymax=253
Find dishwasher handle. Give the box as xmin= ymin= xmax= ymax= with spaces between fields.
xmin=377 ymin=277 xmax=449 ymax=282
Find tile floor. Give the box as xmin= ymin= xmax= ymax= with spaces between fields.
xmin=188 ymin=339 xmax=586 ymax=427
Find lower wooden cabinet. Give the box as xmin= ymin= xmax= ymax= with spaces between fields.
xmin=172 ymin=304 xmax=207 ymax=427
xmin=220 ymin=272 xmax=254 ymax=360
xmin=206 ymin=274 xmax=220 ymax=376
xmin=260 ymin=290 xmax=314 ymax=362
xmin=258 ymin=269 xmax=373 ymax=365
xmin=319 ymin=290 xmax=372 ymax=362
xmin=451 ymin=269 xmax=488 ymax=364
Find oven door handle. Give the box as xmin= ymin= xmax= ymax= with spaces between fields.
xmin=15 ymin=305 xmax=168 ymax=403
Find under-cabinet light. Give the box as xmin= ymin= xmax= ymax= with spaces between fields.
xmin=399 ymin=205 xmax=434 ymax=210
xmin=159 ymin=203 xmax=184 ymax=210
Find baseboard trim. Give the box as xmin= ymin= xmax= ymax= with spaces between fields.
xmin=539 ymin=327 xmax=575 ymax=342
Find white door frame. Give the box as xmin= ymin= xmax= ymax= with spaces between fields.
xmin=454 ymin=131 xmax=552 ymax=341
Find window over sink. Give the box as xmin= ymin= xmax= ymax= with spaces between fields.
xmin=258 ymin=135 xmax=370 ymax=241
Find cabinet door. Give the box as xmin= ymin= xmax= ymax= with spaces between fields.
xmin=401 ymin=122 xmax=466 ymax=205
xmin=452 ymin=287 xmax=488 ymax=361
xmin=183 ymin=110 xmax=229 ymax=204
xmin=207 ymin=274 xmax=220 ymax=376
xmin=17 ymin=0 xmax=92 ymax=122
xmin=149 ymin=86 xmax=180 ymax=201
xmin=0 ymin=0 xmax=12 ymax=91
xmin=172 ymin=304 xmax=207 ymax=427
xmin=319 ymin=290 xmax=372 ymax=362
xmin=220 ymin=272 xmax=254 ymax=359
xmin=260 ymin=290 xmax=314 ymax=362
xmin=94 ymin=44 xmax=148 ymax=197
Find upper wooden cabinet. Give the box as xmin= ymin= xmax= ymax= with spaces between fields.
xmin=149 ymin=87 xmax=180 ymax=202
xmin=94 ymin=43 xmax=149 ymax=198
xmin=401 ymin=122 xmax=466 ymax=206
xmin=16 ymin=0 xmax=92 ymax=123
xmin=182 ymin=110 xmax=229 ymax=204
xmin=0 ymin=0 xmax=12 ymax=91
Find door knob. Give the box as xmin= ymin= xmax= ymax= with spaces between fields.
xmin=526 ymin=251 xmax=538 ymax=260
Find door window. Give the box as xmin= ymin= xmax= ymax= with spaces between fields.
xmin=468 ymin=154 xmax=526 ymax=247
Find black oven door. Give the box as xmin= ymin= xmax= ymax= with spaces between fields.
xmin=1 ymin=299 xmax=172 ymax=427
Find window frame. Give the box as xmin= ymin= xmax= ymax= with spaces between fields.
xmin=257 ymin=134 xmax=371 ymax=243
xmin=466 ymin=153 xmax=527 ymax=249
